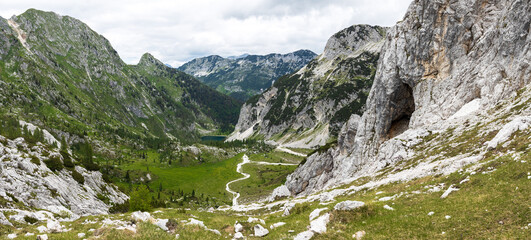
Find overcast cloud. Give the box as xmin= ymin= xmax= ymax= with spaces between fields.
xmin=1 ymin=0 xmax=412 ymax=67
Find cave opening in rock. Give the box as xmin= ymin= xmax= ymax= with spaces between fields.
xmin=388 ymin=82 xmax=415 ymax=139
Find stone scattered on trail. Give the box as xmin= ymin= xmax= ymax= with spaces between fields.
xmin=254 ymin=224 xmax=269 ymax=237
xmin=294 ymin=230 xmax=314 ymax=240
xmin=334 ymin=200 xmax=365 ymax=211
xmin=428 ymin=212 xmax=435 ymax=216
xmin=270 ymin=222 xmax=286 ymax=229
xmin=310 ymin=213 xmax=330 ymax=234
xmin=7 ymin=233 xmax=16 ymax=239
xmin=309 ymin=208 xmax=328 ymax=221
xmin=77 ymin=233 xmax=86 ymax=238
xmin=445 ymin=215 xmax=451 ymax=219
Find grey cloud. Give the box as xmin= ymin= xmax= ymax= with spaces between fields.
xmin=0 ymin=0 xmax=412 ymax=66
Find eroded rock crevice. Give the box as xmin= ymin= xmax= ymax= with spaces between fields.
xmin=388 ymin=83 xmax=415 ymax=139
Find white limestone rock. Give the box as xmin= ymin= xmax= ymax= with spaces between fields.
xmin=0 ymin=135 xmax=128 ymax=216
xmin=253 ymin=224 xmax=269 ymax=237
xmin=37 ymin=234 xmax=48 ymax=240
xmin=0 ymin=212 xmax=12 ymax=226
xmin=310 ymin=213 xmax=330 ymax=234
xmin=294 ymin=230 xmax=314 ymax=240
xmin=270 ymin=222 xmax=286 ymax=229
xmin=234 ymin=222 xmax=243 ymax=232
xmin=440 ymin=185 xmax=460 ymax=199
xmin=268 ymin=185 xmax=291 ymax=202
xmin=233 ymin=232 xmax=244 ymax=239
xmin=309 ymin=208 xmax=328 ymax=221
xmin=155 ymin=219 xmax=169 ymax=231
xmin=131 ymin=211 xmax=152 ymax=222
xmin=485 ymin=116 xmax=531 ymax=149
xmin=334 ymin=201 xmax=365 ymax=211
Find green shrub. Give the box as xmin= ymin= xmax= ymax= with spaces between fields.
xmin=24 ymin=215 xmax=38 ymax=224
xmin=129 ymin=185 xmax=152 ymax=212
xmin=109 ymin=201 xmax=129 ymax=213
xmin=30 ymin=155 xmax=41 ymax=165
xmin=44 ymin=155 xmax=64 ymax=172
xmin=61 ymin=151 xmax=75 ymax=168
xmin=97 ymin=193 xmax=110 ymax=204
xmin=71 ymin=170 xmax=85 ymax=184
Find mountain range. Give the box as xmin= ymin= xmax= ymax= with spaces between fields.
xmin=178 ymin=50 xmax=317 ymax=101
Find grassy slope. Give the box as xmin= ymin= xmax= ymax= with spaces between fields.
xmin=1 ymin=148 xmax=529 ymax=239
xmin=115 ymin=152 xmax=245 ymax=204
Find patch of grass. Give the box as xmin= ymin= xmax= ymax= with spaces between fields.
xmin=118 ymin=153 xmax=244 ymax=205
xmin=230 ymin=162 xmax=297 ymax=203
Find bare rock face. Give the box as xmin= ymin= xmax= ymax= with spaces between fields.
xmin=228 ymin=25 xmax=387 ymax=148
xmin=0 ymin=136 xmax=128 ymax=217
xmin=286 ymin=0 xmax=531 ymax=195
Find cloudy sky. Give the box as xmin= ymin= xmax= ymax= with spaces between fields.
xmin=1 ymin=0 xmax=412 ymax=67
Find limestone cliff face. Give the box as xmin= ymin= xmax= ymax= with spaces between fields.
xmin=0 ymin=134 xmax=128 ymax=217
xmin=228 ymin=25 xmax=387 ymax=148
xmin=286 ymin=0 xmax=531 ymax=195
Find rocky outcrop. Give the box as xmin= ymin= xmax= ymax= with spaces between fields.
xmin=178 ymin=50 xmax=317 ymax=101
xmin=0 ymin=135 xmax=127 ymax=217
xmin=286 ymin=0 xmax=530 ymax=195
xmin=228 ymin=25 xmax=387 ymax=148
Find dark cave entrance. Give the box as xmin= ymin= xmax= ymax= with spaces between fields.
xmin=387 ymin=83 xmax=415 ymax=139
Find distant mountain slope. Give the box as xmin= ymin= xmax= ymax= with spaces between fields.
xmin=178 ymin=50 xmax=317 ymax=101
xmin=228 ymin=25 xmax=387 ymax=148
xmin=0 ymin=9 xmax=241 ymax=143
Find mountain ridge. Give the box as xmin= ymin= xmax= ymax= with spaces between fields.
xmin=227 ymin=24 xmax=387 ymax=148
xmin=178 ymin=49 xmax=317 ymax=101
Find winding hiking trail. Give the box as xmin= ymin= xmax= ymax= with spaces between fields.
xmin=226 ymin=154 xmax=299 ymax=206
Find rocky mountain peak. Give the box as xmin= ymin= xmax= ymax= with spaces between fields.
xmin=228 ymin=24 xmax=386 ymax=147
xmin=138 ymin=52 xmax=165 ymax=68
xmin=321 ymin=24 xmax=387 ymax=61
